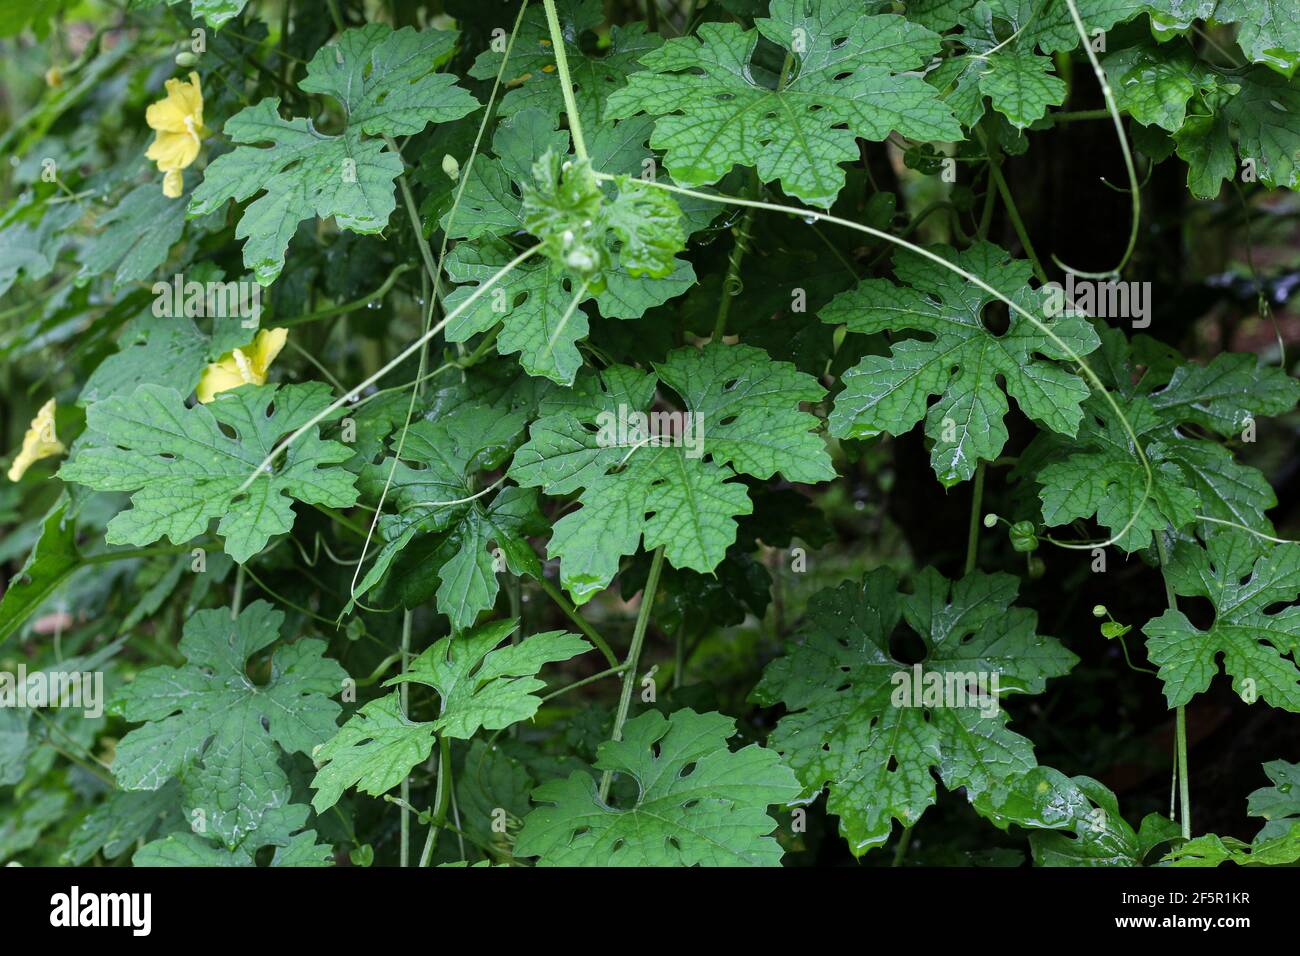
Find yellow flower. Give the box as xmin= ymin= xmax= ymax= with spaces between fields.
xmin=145 ymin=71 xmax=209 ymax=199
xmin=196 ymin=328 xmax=289 ymax=404
xmin=8 ymin=399 xmax=65 ymax=482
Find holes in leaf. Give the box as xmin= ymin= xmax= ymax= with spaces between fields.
xmin=1181 ymin=595 xmax=1216 ymax=630
xmin=982 ymin=301 xmax=1011 ymax=336
xmin=748 ymin=35 xmax=792 ymax=89
xmin=679 ymin=761 xmax=697 ymax=779
xmin=888 ymin=624 xmax=927 ymax=665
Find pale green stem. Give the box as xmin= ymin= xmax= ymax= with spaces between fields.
xmin=231 ymin=564 xmax=245 ymax=618
xmin=713 ymin=202 xmax=756 ymax=340
xmin=977 ymin=127 xmax=1047 ymax=283
xmin=540 ymin=664 xmax=630 ymax=704
xmin=345 ymin=3 xmax=530 ymax=605
xmin=965 ymin=461 xmax=986 ymax=576
xmin=598 ymin=546 xmax=665 ymax=802
xmin=238 ymin=244 xmax=541 ymax=492
xmin=541 ymin=0 xmax=588 ymax=160
xmin=1056 ymin=0 xmax=1140 ymax=278
xmin=595 ymin=174 xmax=1154 ymax=551
xmin=399 ymin=609 xmax=412 ymax=867
xmin=537 ymin=577 xmax=619 ymax=668
xmin=1155 ymin=533 xmax=1192 ymax=840
xmin=419 ymin=734 xmax=454 ymax=866
xmin=279 ymin=264 xmax=414 ymax=327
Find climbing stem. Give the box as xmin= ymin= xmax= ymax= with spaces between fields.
xmin=538 ymin=577 xmax=619 ymax=668
xmin=230 ymin=564 xmax=246 ymax=618
xmin=978 ymin=129 xmax=1048 ymax=284
xmin=1174 ymin=708 xmax=1191 ymax=839
xmin=541 ymin=0 xmax=588 ymax=160
xmin=1057 ymin=0 xmax=1141 ymax=278
xmin=713 ymin=197 xmax=757 ymax=340
xmin=595 ymin=174 xmax=1154 ymax=551
xmin=32 ymin=710 xmax=115 ymax=786
xmin=388 ymin=141 xmax=442 ymax=292
xmin=239 ymin=244 xmax=541 ymax=490
xmin=540 ymin=663 xmax=630 ymax=704
xmin=279 ymin=263 xmax=413 ymax=327
xmin=674 ymin=627 xmax=685 ymax=689
xmin=399 ymin=609 xmax=413 ymax=867
xmin=325 ymin=0 xmax=345 ymax=34
xmin=891 ymin=826 xmax=914 ymax=866
xmin=965 ymin=461 xmax=986 ymax=575
xmin=977 ymin=167 xmax=998 ymax=240
xmin=419 ymin=734 xmax=454 ymax=866
xmin=347 ymin=3 xmax=531 ymax=608
xmin=1155 ymin=533 xmax=1192 ymax=840
xmin=598 ymin=545 xmax=665 ymax=802
xmin=1050 ymin=108 xmax=1112 ymax=123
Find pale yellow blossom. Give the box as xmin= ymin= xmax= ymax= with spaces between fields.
xmin=196 ymin=328 xmax=289 ymax=404
xmin=145 ymin=71 xmax=209 ymax=198
xmin=8 ymin=399 xmax=65 ymax=482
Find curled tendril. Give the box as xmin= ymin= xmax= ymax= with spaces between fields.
xmin=1051 ymin=0 xmax=1142 ymax=279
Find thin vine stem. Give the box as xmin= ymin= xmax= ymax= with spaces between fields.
xmin=1155 ymin=532 xmax=1192 ymax=840
xmin=278 ymin=263 xmax=413 ymax=327
xmin=418 ymin=734 xmax=454 ymax=866
xmin=237 ymin=244 xmax=541 ymax=492
xmin=541 ymin=0 xmax=588 ymax=160
xmin=978 ymin=129 xmax=1048 ymax=284
xmin=31 ymin=709 xmax=116 ymax=786
xmin=230 ymin=563 xmax=246 ymax=618
xmin=598 ymin=545 xmax=665 ymax=802
xmin=540 ymin=663 xmax=630 ymax=704
xmin=347 ymin=1 xmax=531 ymax=604
xmin=599 ymin=174 xmax=1156 ymax=551
xmin=537 ymin=577 xmax=619 ymax=668
xmin=399 ymin=609 xmax=413 ymax=867
xmin=1054 ymin=0 xmax=1141 ymax=278
xmin=965 ymin=461 xmax=986 ymax=576
xmin=713 ymin=201 xmax=756 ymax=340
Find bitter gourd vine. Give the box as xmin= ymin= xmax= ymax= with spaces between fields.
xmin=1 ymin=0 xmax=1299 ymax=870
